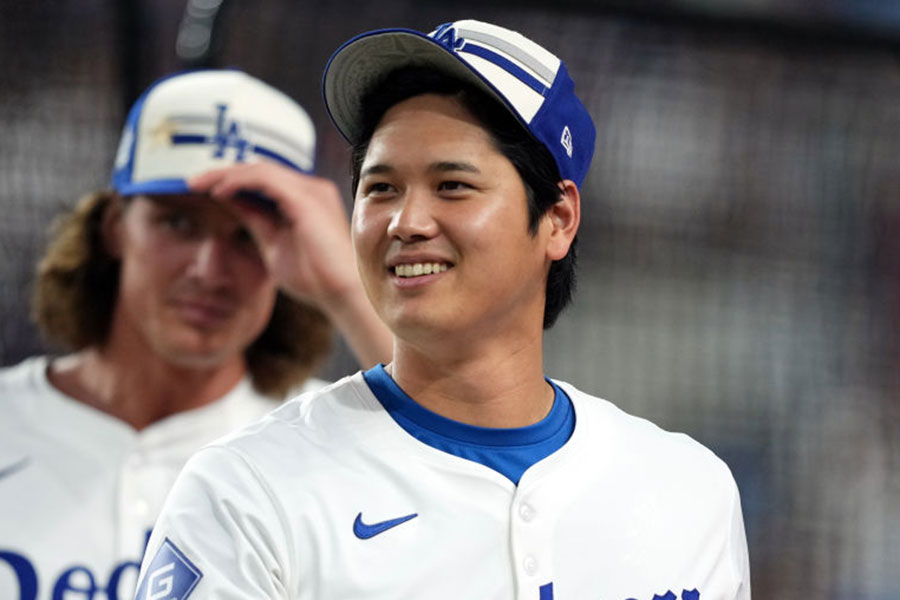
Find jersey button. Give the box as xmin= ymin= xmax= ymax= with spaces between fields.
xmin=523 ymin=556 xmax=538 ymax=576
xmin=518 ymin=503 xmax=535 ymax=522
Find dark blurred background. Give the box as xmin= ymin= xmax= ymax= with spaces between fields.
xmin=1 ymin=1 xmax=898 ymax=598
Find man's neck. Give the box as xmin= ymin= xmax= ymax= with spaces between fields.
xmin=47 ymin=348 xmax=246 ymax=431
xmin=389 ymin=330 xmax=551 ymax=429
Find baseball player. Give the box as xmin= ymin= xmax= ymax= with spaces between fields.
xmin=0 ymin=70 xmax=391 ymax=600
xmin=135 ymin=21 xmax=750 ymax=600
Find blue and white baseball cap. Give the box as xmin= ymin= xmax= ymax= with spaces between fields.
xmin=322 ymin=19 xmax=595 ymax=188
xmin=112 ymin=69 xmax=316 ymax=196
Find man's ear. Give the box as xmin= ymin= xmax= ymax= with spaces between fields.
xmin=100 ymin=194 xmax=125 ymax=259
xmin=545 ymin=180 xmax=580 ymax=261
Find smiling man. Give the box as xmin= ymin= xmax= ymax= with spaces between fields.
xmin=0 ymin=69 xmax=391 ymax=600
xmin=135 ymin=21 xmax=750 ymax=600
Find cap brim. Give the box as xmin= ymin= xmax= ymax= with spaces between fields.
xmin=323 ymin=28 xmax=520 ymax=145
xmin=115 ymin=178 xmax=191 ymax=197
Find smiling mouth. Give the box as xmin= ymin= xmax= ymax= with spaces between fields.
xmin=392 ymin=262 xmax=450 ymax=278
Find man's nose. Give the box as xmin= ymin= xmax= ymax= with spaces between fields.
xmin=386 ymin=189 xmax=439 ymax=243
xmin=188 ymin=236 xmax=234 ymax=284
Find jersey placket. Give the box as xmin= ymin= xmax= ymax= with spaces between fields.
xmin=509 ymin=482 xmax=554 ymax=600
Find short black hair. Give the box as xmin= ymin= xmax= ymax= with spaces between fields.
xmin=350 ymin=66 xmax=577 ymax=329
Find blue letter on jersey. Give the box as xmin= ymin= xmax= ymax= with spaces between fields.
xmin=134 ymin=539 xmax=202 ymax=600
xmin=0 ymin=551 xmax=37 ymax=600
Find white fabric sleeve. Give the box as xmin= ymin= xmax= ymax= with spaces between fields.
xmin=134 ymin=446 xmax=292 ymax=600
xmin=728 ymin=478 xmax=752 ymax=600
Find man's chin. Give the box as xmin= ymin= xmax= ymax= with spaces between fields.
xmin=157 ymin=337 xmax=243 ymax=371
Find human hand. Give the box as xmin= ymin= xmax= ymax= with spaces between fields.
xmin=190 ymin=163 xmax=393 ymax=367
xmin=190 ymin=162 xmax=357 ymax=309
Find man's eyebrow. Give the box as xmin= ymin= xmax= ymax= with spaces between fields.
xmin=429 ymin=161 xmax=480 ymax=174
xmin=359 ymin=163 xmax=394 ymax=179
xmin=360 ymin=161 xmax=481 ymax=177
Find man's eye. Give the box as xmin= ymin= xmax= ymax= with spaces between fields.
xmin=233 ymin=227 xmax=257 ymax=249
xmin=365 ymin=182 xmax=393 ymax=195
xmin=438 ymin=181 xmax=471 ymax=192
xmin=162 ymin=212 xmax=197 ymax=236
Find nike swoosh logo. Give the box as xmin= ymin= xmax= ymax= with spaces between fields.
xmin=353 ymin=511 xmax=418 ymax=539
xmin=0 ymin=457 xmax=30 ymax=481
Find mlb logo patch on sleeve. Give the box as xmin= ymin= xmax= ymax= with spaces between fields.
xmin=134 ymin=538 xmax=202 ymax=600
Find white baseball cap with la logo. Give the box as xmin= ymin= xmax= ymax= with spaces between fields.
xmin=112 ymin=69 xmax=316 ymax=196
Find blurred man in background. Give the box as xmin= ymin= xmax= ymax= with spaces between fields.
xmin=0 ymin=69 xmax=391 ymax=600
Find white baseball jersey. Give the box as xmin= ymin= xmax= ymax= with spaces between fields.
xmin=136 ymin=370 xmax=750 ymax=600
xmin=0 ymin=356 xmax=323 ymax=600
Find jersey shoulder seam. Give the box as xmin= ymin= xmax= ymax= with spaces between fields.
xmin=204 ymin=443 xmax=299 ymax=580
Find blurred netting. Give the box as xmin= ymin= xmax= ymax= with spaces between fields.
xmin=1 ymin=1 xmax=897 ymax=598
xmin=0 ymin=0 xmax=121 ymax=361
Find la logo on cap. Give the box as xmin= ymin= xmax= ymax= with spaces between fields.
xmin=211 ymin=103 xmax=249 ymax=160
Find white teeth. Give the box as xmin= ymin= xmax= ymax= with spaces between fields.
xmin=394 ymin=262 xmax=449 ymax=278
